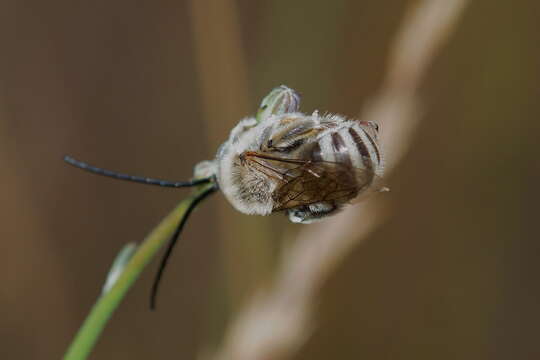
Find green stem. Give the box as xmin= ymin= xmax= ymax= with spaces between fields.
xmin=63 ymin=182 xmax=215 ymax=360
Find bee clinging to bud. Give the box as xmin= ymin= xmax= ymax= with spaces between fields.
xmin=64 ymin=85 xmax=386 ymax=307
xmin=207 ymin=86 xmax=385 ymax=223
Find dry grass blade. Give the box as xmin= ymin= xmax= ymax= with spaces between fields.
xmin=190 ymin=0 xmax=277 ymax=308
xmin=209 ymin=1 xmax=470 ymax=359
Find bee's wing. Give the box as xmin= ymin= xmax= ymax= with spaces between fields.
xmin=244 ymin=152 xmax=375 ymax=211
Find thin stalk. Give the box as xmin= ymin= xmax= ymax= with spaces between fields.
xmin=63 ymin=182 xmax=215 ymax=360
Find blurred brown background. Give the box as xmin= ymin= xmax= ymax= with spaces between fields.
xmin=1 ymin=0 xmax=539 ymax=359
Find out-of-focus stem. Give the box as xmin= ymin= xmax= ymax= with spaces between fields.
xmin=189 ymin=0 xmax=250 ymax=150
xmin=189 ymin=0 xmax=275 ymax=310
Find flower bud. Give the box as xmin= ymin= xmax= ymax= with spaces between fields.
xmin=256 ymin=85 xmax=301 ymax=123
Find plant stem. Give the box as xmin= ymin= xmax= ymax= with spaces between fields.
xmin=63 ymin=182 xmax=215 ymax=360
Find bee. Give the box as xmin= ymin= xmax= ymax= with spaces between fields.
xmin=210 ymin=112 xmax=384 ymax=224
xmin=64 ymin=85 xmax=386 ymax=307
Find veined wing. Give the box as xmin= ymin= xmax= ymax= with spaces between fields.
xmin=242 ymin=151 xmax=375 ymax=211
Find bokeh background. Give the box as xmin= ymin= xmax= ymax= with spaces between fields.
xmin=1 ymin=1 xmax=539 ymax=359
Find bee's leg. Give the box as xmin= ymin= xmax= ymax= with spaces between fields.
xmin=287 ymin=202 xmax=339 ymax=224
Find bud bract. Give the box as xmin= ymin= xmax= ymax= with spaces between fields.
xmin=256 ymin=85 xmax=301 ymax=123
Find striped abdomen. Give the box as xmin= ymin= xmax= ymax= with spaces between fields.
xmin=263 ymin=115 xmax=383 ymax=190
xmin=266 ymin=119 xmax=384 ymax=221
xmin=309 ymin=121 xmax=383 ymax=187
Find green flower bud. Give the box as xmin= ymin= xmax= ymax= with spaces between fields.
xmin=256 ymin=85 xmax=301 ymax=123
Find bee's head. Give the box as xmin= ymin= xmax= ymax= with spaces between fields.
xmin=214 ymin=120 xmax=276 ymax=216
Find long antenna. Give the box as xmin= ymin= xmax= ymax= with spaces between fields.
xmin=150 ymin=184 xmax=217 ymax=310
xmin=64 ymin=155 xmax=212 ymax=188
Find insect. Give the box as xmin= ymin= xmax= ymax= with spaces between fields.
xmin=65 ymin=85 xmax=386 ymax=308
